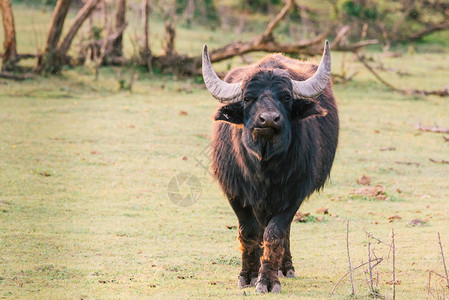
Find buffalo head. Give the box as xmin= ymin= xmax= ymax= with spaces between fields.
xmin=203 ymin=41 xmax=332 ymax=161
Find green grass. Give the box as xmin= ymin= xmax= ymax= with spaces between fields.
xmin=1 ymin=52 xmax=448 ymax=299
xmin=1 ymin=3 xmax=449 ymax=300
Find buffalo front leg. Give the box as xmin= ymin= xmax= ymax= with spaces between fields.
xmin=278 ymin=225 xmax=295 ymax=278
xmin=255 ymin=209 xmax=298 ymax=293
xmin=238 ymin=224 xmax=262 ymax=288
xmin=228 ymin=199 xmax=262 ymax=288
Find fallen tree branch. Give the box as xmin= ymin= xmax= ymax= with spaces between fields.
xmin=416 ymin=123 xmax=449 ymax=134
xmin=395 ymin=161 xmax=421 ymax=167
xmin=357 ymin=54 xmax=449 ymax=97
xmin=0 ymin=53 xmax=36 ymax=60
xmin=209 ymin=32 xmax=326 ymax=62
xmin=122 ymin=0 xmax=377 ymax=75
xmin=0 ymin=71 xmax=34 ymax=80
xmin=430 ymin=159 xmax=449 ymax=165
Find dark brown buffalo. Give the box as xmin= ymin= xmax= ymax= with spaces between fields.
xmin=202 ymin=41 xmax=339 ymax=293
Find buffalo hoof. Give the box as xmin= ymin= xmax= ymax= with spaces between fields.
xmin=286 ymin=269 xmax=295 ymax=278
xmin=238 ymin=275 xmax=258 ymax=289
xmin=271 ymin=283 xmax=281 ymax=293
xmin=255 ymin=281 xmax=268 ymax=293
xmin=255 ymin=278 xmax=281 ymax=294
xmin=278 ymin=269 xmax=295 ymax=278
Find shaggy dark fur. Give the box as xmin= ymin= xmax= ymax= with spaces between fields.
xmin=210 ymin=54 xmax=339 ymax=293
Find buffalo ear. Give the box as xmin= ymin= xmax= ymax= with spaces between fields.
xmin=214 ymin=102 xmax=244 ymax=125
xmin=291 ymin=99 xmax=327 ymax=121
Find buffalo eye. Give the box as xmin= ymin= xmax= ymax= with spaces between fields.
xmin=244 ymin=96 xmax=255 ymax=103
xmin=281 ymin=94 xmax=292 ymax=101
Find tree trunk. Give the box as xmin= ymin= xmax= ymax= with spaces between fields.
xmin=163 ymin=20 xmax=176 ymax=57
xmin=58 ymin=0 xmax=100 ymax=60
xmin=141 ymin=0 xmax=152 ymax=71
xmin=36 ymin=0 xmax=72 ymax=74
xmin=0 ymin=0 xmax=18 ymax=71
xmin=111 ymin=0 xmax=126 ymax=57
xmin=184 ymin=0 xmax=194 ymax=27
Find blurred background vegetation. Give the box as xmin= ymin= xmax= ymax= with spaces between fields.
xmin=1 ymin=0 xmax=448 ymax=77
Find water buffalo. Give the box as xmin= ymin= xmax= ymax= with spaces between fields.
xmin=202 ymin=41 xmax=339 ymax=293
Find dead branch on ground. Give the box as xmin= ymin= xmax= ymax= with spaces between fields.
xmin=356 ymin=54 xmax=449 ymax=97
xmin=395 ymin=161 xmax=421 ymax=167
xmin=417 ymin=123 xmax=449 ymax=134
xmin=0 ymin=71 xmax=34 ymax=80
xmin=429 ymin=159 xmax=449 ymax=165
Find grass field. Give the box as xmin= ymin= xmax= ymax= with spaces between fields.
xmin=1 ymin=3 xmax=449 ymax=300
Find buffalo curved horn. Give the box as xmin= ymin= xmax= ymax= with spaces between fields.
xmin=202 ymin=44 xmax=243 ymax=103
xmin=291 ymin=40 xmax=331 ymax=99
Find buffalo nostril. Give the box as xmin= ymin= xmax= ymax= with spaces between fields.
xmin=274 ymin=115 xmax=280 ymax=123
xmin=259 ymin=115 xmax=266 ymax=123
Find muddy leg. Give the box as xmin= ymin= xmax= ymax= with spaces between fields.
xmin=255 ymin=208 xmax=298 ymax=293
xmin=278 ymin=225 xmax=295 ymax=278
xmin=228 ymin=198 xmax=262 ymax=288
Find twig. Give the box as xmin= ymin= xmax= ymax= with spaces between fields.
xmin=438 ymin=232 xmax=449 ymax=288
xmin=366 ymin=231 xmax=393 ymax=248
xmin=417 ymin=123 xmax=449 ymax=134
xmin=427 ymin=270 xmax=432 ymax=299
xmin=395 ymin=161 xmax=421 ymax=167
xmin=330 ymin=257 xmax=383 ymax=296
xmin=368 ymin=243 xmax=373 ymax=292
xmin=430 ymin=159 xmax=449 ymax=165
xmin=346 ymin=221 xmax=355 ymax=296
xmin=392 ymin=228 xmax=396 ymax=300
xmin=427 ymin=270 xmax=449 ymax=299
xmin=380 ymin=147 xmax=396 ymax=151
